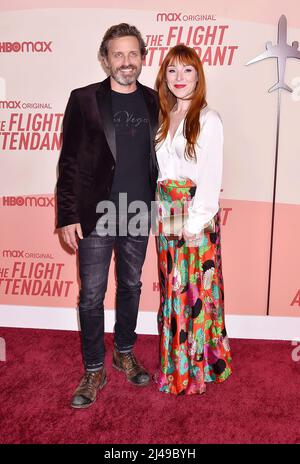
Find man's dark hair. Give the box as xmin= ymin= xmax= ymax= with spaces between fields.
xmin=99 ymin=23 xmax=147 ymax=59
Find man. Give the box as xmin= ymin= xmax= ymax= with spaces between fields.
xmin=56 ymin=23 xmax=158 ymax=409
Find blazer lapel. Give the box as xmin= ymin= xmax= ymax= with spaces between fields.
xmin=96 ymin=78 xmax=117 ymax=162
xmin=95 ymin=78 xmax=158 ymax=166
xmin=139 ymin=82 xmax=158 ymax=168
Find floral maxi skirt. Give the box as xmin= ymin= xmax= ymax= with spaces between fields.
xmin=156 ymin=179 xmax=232 ymax=395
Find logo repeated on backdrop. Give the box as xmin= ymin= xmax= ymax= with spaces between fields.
xmin=0 ymin=261 xmax=73 ymax=297
xmin=0 ymin=101 xmax=52 ymax=109
xmin=156 ymin=13 xmax=216 ymax=22
xmin=0 ymin=113 xmax=63 ymax=150
xmin=0 ymin=28 xmax=67 ymax=305
xmin=2 ymin=250 xmax=54 ymax=259
xmin=0 ymin=41 xmax=53 ymax=53
xmin=291 ymin=291 xmax=300 ymax=307
xmin=144 ymin=13 xmax=239 ymax=66
xmin=2 ymin=195 xmax=55 ymax=207
xmin=0 ymin=7 xmax=300 ymax=322
xmin=0 ymin=42 xmax=59 ymax=151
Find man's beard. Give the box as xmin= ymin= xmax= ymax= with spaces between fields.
xmin=110 ymin=65 xmax=142 ymax=86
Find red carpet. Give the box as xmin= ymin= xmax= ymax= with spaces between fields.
xmin=0 ymin=327 xmax=299 ymax=444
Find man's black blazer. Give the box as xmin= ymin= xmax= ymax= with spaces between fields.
xmin=56 ymin=77 xmax=159 ymax=237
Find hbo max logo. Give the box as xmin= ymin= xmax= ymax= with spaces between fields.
xmin=0 ymin=41 xmax=53 ymax=53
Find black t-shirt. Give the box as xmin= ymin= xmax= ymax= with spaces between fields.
xmin=109 ymin=88 xmax=152 ymax=214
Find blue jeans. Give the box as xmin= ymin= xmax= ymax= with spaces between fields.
xmin=78 ymin=224 xmax=149 ymax=371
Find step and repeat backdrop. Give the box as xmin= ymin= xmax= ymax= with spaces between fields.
xmin=0 ymin=0 xmax=300 ymax=329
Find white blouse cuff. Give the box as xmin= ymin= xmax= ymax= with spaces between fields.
xmin=185 ymin=208 xmax=218 ymax=235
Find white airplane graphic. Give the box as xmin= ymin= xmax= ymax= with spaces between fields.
xmin=246 ymin=15 xmax=300 ymax=92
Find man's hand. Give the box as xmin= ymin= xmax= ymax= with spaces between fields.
xmin=60 ymin=223 xmax=83 ymax=251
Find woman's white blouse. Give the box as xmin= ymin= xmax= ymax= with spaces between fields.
xmin=156 ymin=106 xmax=223 ymax=234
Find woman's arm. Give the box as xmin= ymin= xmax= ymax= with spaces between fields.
xmin=185 ymin=109 xmax=224 ymax=234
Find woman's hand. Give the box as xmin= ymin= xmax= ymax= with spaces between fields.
xmin=183 ymin=227 xmax=203 ymax=246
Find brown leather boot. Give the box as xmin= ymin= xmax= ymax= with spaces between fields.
xmin=112 ymin=349 xmax=150 ymax=386
xmin=71 ymin=367 xmax=107 ymax=409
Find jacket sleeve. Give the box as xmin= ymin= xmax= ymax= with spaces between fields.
xmin=56 ymin=91 xmax=82 ymax=228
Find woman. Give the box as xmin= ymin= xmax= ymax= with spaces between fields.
xmin=155 ymin=44 xmax=232 ymax=395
